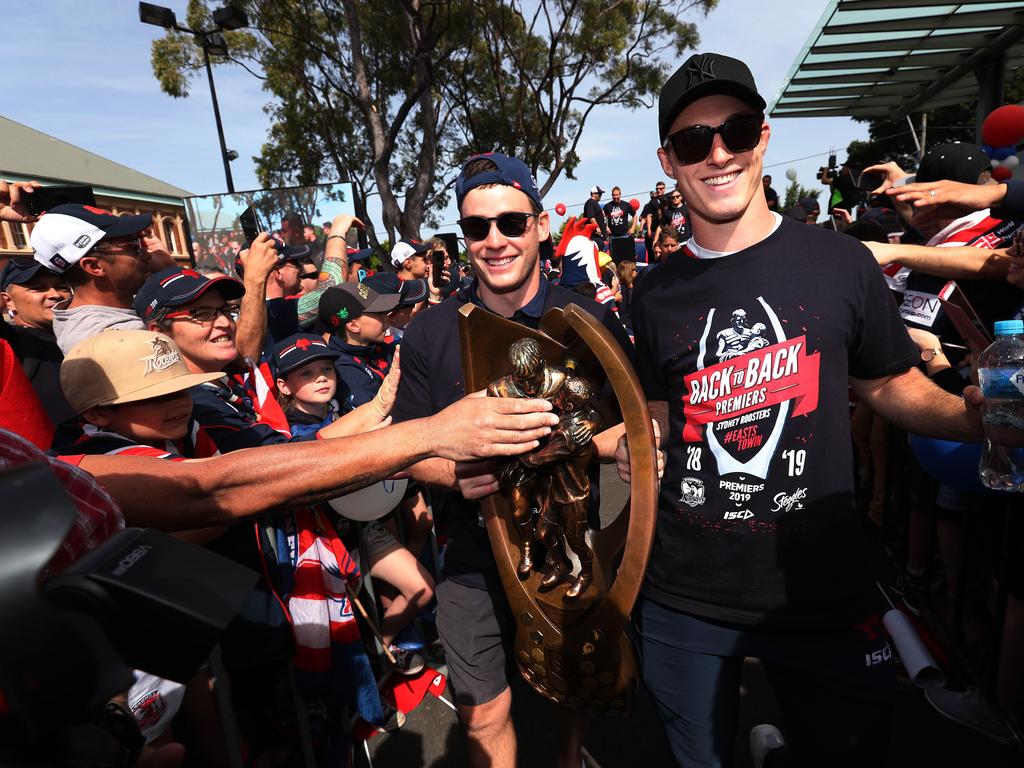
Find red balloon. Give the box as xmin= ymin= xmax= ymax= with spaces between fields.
xmin=981 ymin=105 xmax=1024 ymax=149
xmin=555 ymin=202 xmax=567 ymax=216
xmin=629 ymin=198 xmax=641 ymax=210
xmin=991 ymin=165 xmax=1012 ymax=182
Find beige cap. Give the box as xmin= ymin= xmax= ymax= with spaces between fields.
xmin=61 ymin=330 xmax=225 ymax=413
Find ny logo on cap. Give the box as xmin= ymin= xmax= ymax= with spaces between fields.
xmin=684 ymin=55 xmax=717 ymax=89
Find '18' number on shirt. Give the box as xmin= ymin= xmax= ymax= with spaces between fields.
xmin=782 ymin=449 xmax=806 ymax=477
xmin=686 ymin=446 xmax=702 ymax=471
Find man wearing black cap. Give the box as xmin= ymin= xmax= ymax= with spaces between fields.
xmin=620 ymin=51 xmax=988 ymax=766
xmin=319 ymin=282 xmax=400 ymax=412
xmin=583 ymin=185 xmax=609 ymax=251
xmin=29 ymin=203 xmax=161 ymax=354
xmin=391 ymin=152 xmax=633 ymax=768
xmin=0 ymin=257 xmax=74 ymax=425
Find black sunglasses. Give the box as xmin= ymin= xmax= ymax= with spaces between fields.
xmin=663 ymin=114 xmax=764 ymax=165
xmin=457 ymin=212 xmax=537 ymax=241
xmin=300 ymin=271 xmax=319 ymax=280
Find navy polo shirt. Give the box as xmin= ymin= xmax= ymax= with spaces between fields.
xmin=392 ymin=276 xmax=634 ymax=588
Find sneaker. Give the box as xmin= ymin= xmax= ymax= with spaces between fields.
xmin=749 ymin=724 xmax=788 ymax=768
xmin=388 ymin=643 xmax=426 ymax=676
xmin=895 ymin=570 xmax=931 ymax=616
xmin=392 ymin=623 xmax=426 ymax=653
xmin=924 ymin=687 xmax=1013 ymax=745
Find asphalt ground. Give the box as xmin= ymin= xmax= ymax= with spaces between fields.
xmin=362 ymin=466 xmax=1022 ymax=767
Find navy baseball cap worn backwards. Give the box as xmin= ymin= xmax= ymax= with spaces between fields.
xmin=455 ymin=152 xmax=543 ymax=210
xmin=1 ymin=257 xmax=49 ymax=290
xmin=274 ymin=333 xmax=340 ymax=376
xmin=134 ymin=266 xmax=245 ymax=321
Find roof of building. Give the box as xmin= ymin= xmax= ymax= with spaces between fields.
xmin=769 ymin=0 xmax=1024 ymax=119
xmin=0 ymin=116 xmax=192 ymax=204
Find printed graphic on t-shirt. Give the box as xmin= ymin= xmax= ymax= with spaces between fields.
xmin=682 ymin=297 xmax=820 ymax=482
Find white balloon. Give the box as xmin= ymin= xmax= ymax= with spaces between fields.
xmin=785 ymin=168 xmax=798 ymax=181
xmin=991 ymin=158 xmax=1001 ymax=168
xmin=327 ymin=477 xmax=409 ymax=521
xmin=1003 ymin=154 xmax=1020 ymax=168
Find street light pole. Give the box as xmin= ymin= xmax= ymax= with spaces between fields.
xmin=139 ymin=3 xmax=247 ymax=193
xmin=201 ymin=37 xmax=235 ymax=193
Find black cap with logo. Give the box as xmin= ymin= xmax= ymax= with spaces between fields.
xmin=658 ymin=52 xmax=766 ymax=143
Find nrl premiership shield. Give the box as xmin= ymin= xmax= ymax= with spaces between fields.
xmin=459 ymin=304 xmax=658 ymax=716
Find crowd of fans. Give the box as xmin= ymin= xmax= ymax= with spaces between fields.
xmin=1 ymin=46 xmax=1023 ymax=768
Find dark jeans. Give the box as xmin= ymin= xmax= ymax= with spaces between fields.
xmin=636 ymin=598 xmax=895 ymax=768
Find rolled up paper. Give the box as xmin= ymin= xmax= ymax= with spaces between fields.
xmin=883 ymin=609 xmax=946 ymax=688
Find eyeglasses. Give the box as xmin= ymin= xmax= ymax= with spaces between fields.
xmin=300 ymin=271 xmax=319 ymax=281
xmin=663 ymin=114 xmax=764 ymax=165
xmin=457 ymin=212 xmax=538 ymax=241
xmin=92 ymin=238 xmax=145 ymax=258
xmin=165 ymin=305 xmax=239 ymax=325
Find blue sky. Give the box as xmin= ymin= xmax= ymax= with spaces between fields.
xmin=4 ymin=1 xmax=866 ymax=237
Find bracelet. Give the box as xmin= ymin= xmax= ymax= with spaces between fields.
xmin=326 ymin=234 xmax=346 ymax=241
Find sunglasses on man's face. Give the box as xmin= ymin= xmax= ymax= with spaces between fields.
xmin=663 ymin=114 xmax=764 ymax=165
xmin=457 ymin=212 xmax=538 ymax=241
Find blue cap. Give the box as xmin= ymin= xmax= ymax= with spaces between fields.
xmin=994 ymin=320 xmax=1024 ymax=336
xmin=274 ymin=333 xmax=340 ymax=376
xmin=1 ymin=257 xmax=51 ymax=290
xmin=455 ymin=152 xmax=543 ymax=210
xmin=349 ymin=247 xmax=374 ymax=264
xmin=134 ymin=266 xmax=245 ymax=322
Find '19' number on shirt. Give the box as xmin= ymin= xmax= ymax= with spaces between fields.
xmin=782 ymin=449 xmax=806 ymax=477
xmin=686 ymin=445 xmax=702 ymax=471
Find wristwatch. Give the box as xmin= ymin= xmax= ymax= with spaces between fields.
xmin=920 ymin=348 xmax=943 ymax=362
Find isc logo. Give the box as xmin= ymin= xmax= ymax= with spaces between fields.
xmin=112 ymin=545 xmax=152 ymax=576
xmin=723 ymin=510 xmax=754 ymax=520
xmin=864 ymin=644 xmax=893 ymax=668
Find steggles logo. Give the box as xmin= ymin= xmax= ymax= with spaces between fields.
xmin=140 ymin=337 xmax=181 ymax=375
xmin=357 ymin=283 xmax=369 ymax=300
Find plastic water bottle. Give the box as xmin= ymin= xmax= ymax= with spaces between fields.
xmin=978 ymin=320 xmax=1024 ymax=491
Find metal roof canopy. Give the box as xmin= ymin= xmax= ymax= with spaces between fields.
xmin=769 ymin=1 xmax=1024 ymax=135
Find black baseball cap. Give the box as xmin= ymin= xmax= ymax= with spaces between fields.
xmin=915 ymin=142 xmax=990 ymax=185
xmin=318 ymin=282 xmax=399 ymax=331
xmin=365 ymin=271 xmax=429 ymax=307
xmin=134 ymin=266 xmax=245 ymax=322
xmin=349 ymin=247 xmax=374 ymax=264
xmin=1 ymin=257 xmax=52 ymax=290
xmin=658 ymin=52 xmax=766 ymax=143
xmin=273 ymin=333 xmax=341 ymax=376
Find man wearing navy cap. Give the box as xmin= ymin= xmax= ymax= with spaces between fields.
xmin=0 ymin=257 xmax=74 ymax=425
xmin=364 ymin=271 xmax=428 ymax=340
xmin=618 ymin=51 xmax=988 ymax=766
xmin=391 ymin=151 xmax=633 ymax=768
xmin=29 ymin=203 xmax=166 ymax=354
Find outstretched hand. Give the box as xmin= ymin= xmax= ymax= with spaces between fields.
xmin=431 ymin=391 xmax=558 ymax=462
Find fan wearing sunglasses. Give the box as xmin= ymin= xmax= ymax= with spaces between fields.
xmin=621 ymin=52 xmax=988 ymax=768
xmin=388 ymin=151 xmax=636 ymax=768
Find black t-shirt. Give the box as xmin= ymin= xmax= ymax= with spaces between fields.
xmin=392 ymin=277 xmax=634 ymax=589
xmin=640 ymin=200 xmax=662 ymax=236
xmin=603 ymin=200 xmax=635 ymax=238
xmin=583 ymin=198 xmax=608 ymax=238
xmin=631 ymin=217 xmax=918 ymax=628
xmin=660 ymin=203 xmax=691 ymax=241
xmin=764 ymin=185 xmax=779 ymax=210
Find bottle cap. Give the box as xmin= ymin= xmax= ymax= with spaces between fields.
xmin=993 ymin=320 xmax=1024 ymax=336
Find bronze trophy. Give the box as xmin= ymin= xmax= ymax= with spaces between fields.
xmin=458 ymin=303 xmax=658 ymax=716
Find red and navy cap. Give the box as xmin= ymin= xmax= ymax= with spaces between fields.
xmin=31 ymin=203 xmax=152 ymax=274
xmin=454 ymin=152 xmax=543 ymax=210
xmin=274 ymin=333 xmax=340 ymax=376
xmin=134 ymin=266 xmax=245 ymax=321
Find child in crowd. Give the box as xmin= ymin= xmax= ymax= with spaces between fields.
xmin=655 ymin=229 xmax=680 ymax=261
xmin=274 ymin=332 xmax=434 ymax=674
xmin=58 ymin=329 xmax=227 ymax=753
xmin=319 ymin=283 xmax=399 ymax=411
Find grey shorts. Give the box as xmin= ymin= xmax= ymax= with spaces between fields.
xmin=435 ymin=578 xmax=514 ymax=707
xmin=362 ymin=520 xmax=402 ymax=563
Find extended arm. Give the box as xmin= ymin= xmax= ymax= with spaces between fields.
xmin=865 ymin=241 xmax=1011 ymax=280
xmin=79 ymin=394 xmax=558 ymax=530
xmin=234 ymin=233 xmax=280 ymax=362
xmin=849 ymin=366 xmax=983 ymax=443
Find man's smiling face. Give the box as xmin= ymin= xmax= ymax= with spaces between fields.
xmin=657 ymin=93 xmax=769 ymax=228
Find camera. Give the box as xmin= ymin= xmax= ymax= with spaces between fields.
xmin=817 ymin=153 xmax=838 ymax=183
xmin=0 ymin=463 xmax=257 ymax=766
